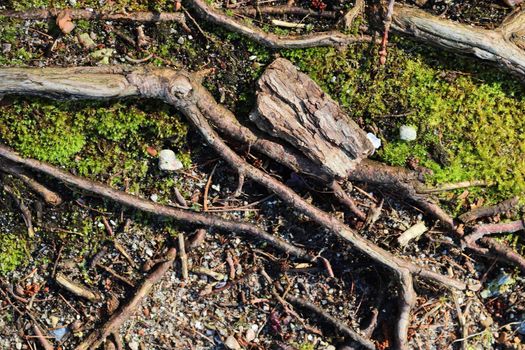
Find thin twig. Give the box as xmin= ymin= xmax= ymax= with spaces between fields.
xmin=459 ymin=196 xmax=519 ymax=223
xmin=178 ymin=233 xmax=189 ymax=282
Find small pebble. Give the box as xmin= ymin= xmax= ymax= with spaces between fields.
xmin=177 ymin=37 xmax=185 ymax=45
xmin=245 ymin=328 xmax=256 ymax=342
xmin=366 ymin=132 xmax=381 ymax=149
xmin=158 ymin=149 xmax=183 ymax=171
xmin=399 ymin=125 xmax=417 ymax=141
xmin=129 ymin=341 xmax=140 ymax=350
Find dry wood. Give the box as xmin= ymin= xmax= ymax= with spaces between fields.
xmin=1 ymin=161 xmax=62 ymax=205
xmin=55 ymin=272 xmax=101 ymax=302
xmin=343 ymin=0 xmax=365 ymax=30
xmin=251 ymin=58 xmax=374 ymax=178
xmin=398 ymin=221 xmax=428 ymax=247
xmin=187 ymin=0 xmax=374 ymax=48
xmin=459 ymin=196 xmax=519 ymax=223
xmin=178 ymin=233 xmax=189 ymax=282
xmin=1 ymin=8 xmax=190 ymax=31
xmin=75 ymin=248 xmax=177 ymax=350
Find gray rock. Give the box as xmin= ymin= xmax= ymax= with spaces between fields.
xmin=158 ymin=149 xmax=183 ymax=171
xmin=78 ymin=33 xmax=96 ymax=49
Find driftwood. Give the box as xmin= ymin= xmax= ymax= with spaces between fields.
xmin=0 ymin=64 xmax=466 ymax=350
xmin=251 ymin=58 xmax=374 ymax=178
xmin=392 ymin=4 xmax=525 ymax=79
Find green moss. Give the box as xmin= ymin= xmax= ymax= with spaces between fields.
xmin=282 ymin=41 xmax=525 ymax=201
xmin=0 ymin=233 xmax=27 ymax=275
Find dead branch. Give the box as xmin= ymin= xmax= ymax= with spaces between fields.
xmin=55 ymin=272 xmax=101 ymax=302
xmin=75 ymin=248 xmax=177 ymax=350
xmin=0 ymin=148 xmax=312 ymax=262
xmin=416 ymin=180 xmax=489 ymax=194
xmin=1 ymin=8 xmax=190 ymax=32
xmin=234 ymin=6 xmax=338 ymax=18
xmin=1 ymin=161 xmax=62 ymax=205
xmin=178 ymin=233 xmax=189 ymax=282
xmin=187 ymin=0 xmax=375 ymax=48
xmin=459 ymin=196 xmax=519 ymax=223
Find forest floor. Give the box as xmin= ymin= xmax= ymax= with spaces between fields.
xmin=0 ymin=0 xmax=525 ymax=349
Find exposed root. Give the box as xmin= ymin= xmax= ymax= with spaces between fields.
xmin=330 ymin=180 xmax=367 ymax=220
xmin=479 ymin=237 xmax=525 ymax=272
xmin=187 ymin=0 xmax=375 ymax=48
xmin=463 ymin=220 xmax=525 ymax=249
xmin=2 ymin=183 xmax=35 ymax=237
xmin=0 ymin=147 xmax=313 ymax=262
xmin=75 ymin=248 xmax=177 ymax=350
xmin=459 ymin=196 xmax=519 ymax=223
xmin=0 ymin=8 xmax=190 ymax=32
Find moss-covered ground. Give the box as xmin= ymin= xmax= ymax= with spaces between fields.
xmin=1 ymin=0 xmax=524 ymax=268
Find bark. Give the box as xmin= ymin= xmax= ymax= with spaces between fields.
xmin=251 ymin=58 xmax=374 ymax=179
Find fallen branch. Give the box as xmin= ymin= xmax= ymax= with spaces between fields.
xmin=178 ymin=233 xmax=189 ymax=282
xmin=75 ymin=247 xmax=177 ymax=350
xmin=1 ymin=8 xmax=190 ymax=32
xmin=55 ymin=272 xmax=101 ymax=302
xmin=1 ymin=161 xmax=62 ymax=206
xmin=459 ymin=196 xmax=519 ymax=223
xmin=32 ymin=322 xmax=54 ymax=350
xmin=187 ymin=0 xmax=375 ymax=48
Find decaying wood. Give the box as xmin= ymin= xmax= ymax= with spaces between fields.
xmin=187 ymin=0 xmax=375 ymax=48
xmin=251 ymin=58 xmax=374 ymax=179
xmin=75 ymin=248 xmax=177 ymax=350
xmin=55 ymin=272 xmax=101 ymax=302
xmin=1 ymin=161 xmax=62 ymax=206
xmin=459 ymin=196 xmax=519 ymax=223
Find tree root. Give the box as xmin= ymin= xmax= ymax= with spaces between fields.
xmin=0 ymin=66 xmax=467 ymax=349
xmin=186 ymin=0 xmax=375 ymax=48
xmin=0 ymin=146 xmax=312 ymax=262
xmin=462 ymin=220 xmax=525 ymax=272
xmin=75 ymin=247 xmax=177 ymax=350
xmin=0 ymin=8 xmax=190 ymax=32
xmin=459 ymin=196 xmax=519 ymax=223
xmin=392 ymin=4 xmax=525 ymax=80
xmin=343 ymin=0 xmax=365 ymax=30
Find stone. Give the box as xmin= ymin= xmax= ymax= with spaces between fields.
xmin=177 ymin=37 xmax=185 ymax=45
xmin=224 ymin=335 xmax=241 ymax=349
xmin=158 ymin=149 xmax=183 ymax=171
xmin=128 ymin=341 xmax=139 ymax=350
xmin=366 ymin=132 xmax=381 ymax=149
xmin=399 ymin=125 xmax=417 ymax=141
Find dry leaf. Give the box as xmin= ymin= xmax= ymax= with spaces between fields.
xmin=56 ymin=10 xmax=75 ymax=34
xmin=146 ymin=146 xmax=158 ymax=157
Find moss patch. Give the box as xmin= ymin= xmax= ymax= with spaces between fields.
xmin=282 ymin=41 xmax=525 ymax=201
xmin=0 ymin=232 xmax=27 ymax=275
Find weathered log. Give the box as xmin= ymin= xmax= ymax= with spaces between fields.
xmin=251 ymin=58 xmax=374 ymax=178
